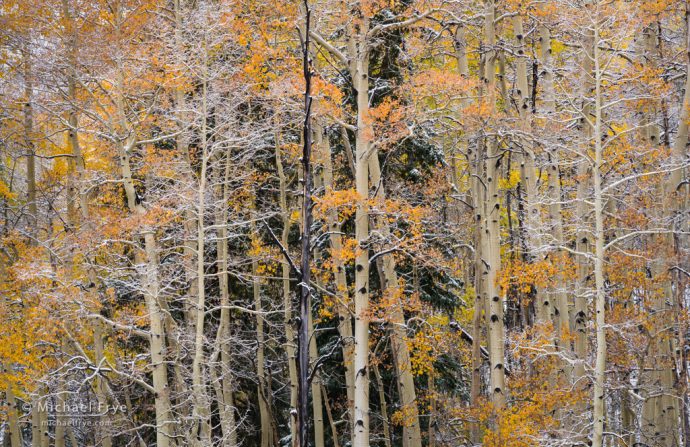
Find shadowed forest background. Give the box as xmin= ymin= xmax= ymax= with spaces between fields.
xmin=0 ymin=0 xmax=688 ymax=446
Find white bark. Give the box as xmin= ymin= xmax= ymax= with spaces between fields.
xmin=591 ymin=19 xmax=606 ymax=447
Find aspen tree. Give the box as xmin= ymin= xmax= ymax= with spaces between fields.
xmin=109 ymin=2 xmax=176 ymax=443
xmin=639 ymin=22 xmax=680 ymax=447
xmin=2 ymin=368 xmax=21 ymax=447
xmin=482 ymin=0 xmax=507 ymax=411
xmin=452 ymin=23 xmax=485 ymax=422
xmin=591 ymin=12 xmax=607 ymax=445
xmin=213 ymin=154 xmax=238 ymax=447
xmin=513 ymin=13 xmax=550 ymax=323
xmin=311 ymin=9 xmax=374 ymax=444
xmin=539 ymin=23 xmax=570 ymax=347
xmin=319 ymin=123 xmax=355 ymax=415
xmin=573 ymin=1 xmax=595 ymax=382
xmin=311 ymin=5 xmax=437 ymax=443
xmin=60 ymin=1 xmax=116 ymax=441
xmin=190 ymin=27 xmax=211 ymax=444
xmin=276 ymin=133 xmax=299 ymax=447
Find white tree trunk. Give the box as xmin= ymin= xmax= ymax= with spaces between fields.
xmin=591 ymin=21 xmax=606 ymax=447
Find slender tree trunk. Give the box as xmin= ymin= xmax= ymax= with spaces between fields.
xmin=483 ymin=0 xmax=506 ymax=411
xmin=513 ymin=15 xmax=550 ymax=325
xmin=251 ymin=219 xmax=274 ymax=447
xmin=319 ymin=123 xmax=355 ymax=418
xmin=591 ymin=20 xmax=607 ymax=447
xmin=4 ymin=379 xmax=22 ymax=447
xmin=351 ymin=28 xmax=372 ymax=447
xmin=111 ymin=2 xmax=176 ymax=439
xmin=92 ymin=320 xmax=114 ymax=447
xmin=298 ymin=9 xmax=314 ymax=443
xmin=373 ymin=362 xmax=392 ymax=447
xmin=574 ymin=12 xmax=595 ymax=383
xmin=640 ymin=22 xmax=680 ymax=447
xmin=54 ymin=374 xmax=66 ymax=447
xmin=31 ymin=397 xmax=40 ymax=447
xmin=141 ymin=232 xmax=175 ymax=447
xmin=309 ymin=308 xmax=325 ymax=447
xmin=190 ymin=52 xmax=212 ymax=446
xmin=457 ymin=23 xmax=484 ymax=440
xmin=276 ymin=136 xmax=299 ymax=447
xmin=321 ymin=383 xmax=341 ymax=447
xmin=215 ymin=150 xmax=237 ymax=447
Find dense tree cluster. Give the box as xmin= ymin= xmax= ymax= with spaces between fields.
xmin=0 ymin=0 xmax=688 ymax=446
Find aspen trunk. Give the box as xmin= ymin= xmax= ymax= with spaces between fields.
xmin=118 ymin=142 xmax=175 ymax=447
xmin=483 ymin=0 xmax=506 ymax=411
xmin=55 ymin=375 xmax=66 ymax=447
xmin=640 ymin=22 xmax=680 ymax=447
xmin=513 ymin=15 xmax=550 ymax=324
xmin=298 ymin=16 xmax=315 ymax=443
xmin=62 ymin=2 xmax=115 ymax=442
xmin=31 ymin=398 xmax=40 ymax=447
xmin=142 ymin=232 xmax=175 ymax=447
xmin=321 ymin=383 xmax=341 ymax=447
xmin=4 ymin=382 xmax=22 ymax=447
xmin=173 ymin=0 xmax=200 ymax=331
xmin=252 ymin=222 xmax=274 ymax=447
xmin=276 ymin=140 xmax=299 ymax=447
xmin=93 ymin=321 xmax=114 ymax=447
xmin=351 ymin=32 xmax=372 ymax=447
xmin=457 ymin=24 xmax=484 ymax=433
xmin=190 ymin=67 xmax=211 ymax=446
xmin=591 ymin=21 xmax=607 ymax=447
xmin=112 ymin=4 xmax=176 ymax=439
xmin=574 ymin=14 xmax=595 ymax=383
xmin=309 ymin=308 xmax=325 ymax=447
xmin=319 ymin=124 xmax=355 ymax=416
xmin=373 ymin=362 xmax=392 ymax=447
xmin=310 ymin=161 xmax=325 ymax=447
xmin=31 ymin=389 xmax=48 ymax=447
xmin=215 ymin=151 xmax=237 ymax=447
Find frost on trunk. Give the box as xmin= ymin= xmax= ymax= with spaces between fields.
xmin=276 ymin=139 xmax=298 ymax=447
xmin=591 ymin=16 xmax=606 ymax=447
xmin=573 ymin=11 xmax=595 ymax=383
xmin=119 ymin=138 xmax=175 ymax=447
xmin=482 ymin=0 xmax=506 ymax=411
xmin=513 ymin=14 xmax=550 ymax=325
xmin=351 ymin=25 xmax=372 ymax=447
xmin=141 ymin=232 xmax=175 ymax=447
xmin=251 ymin=220 xmax=275 ymax=447
xmin=190 ymin=68 xmax=211 ymax=446
xmin=213 ymin=150 xmax=237 ymax=447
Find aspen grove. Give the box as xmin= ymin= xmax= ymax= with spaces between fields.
xmin=1 ymin=0 xmax=689 ymax=446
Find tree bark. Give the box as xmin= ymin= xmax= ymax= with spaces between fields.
xmin=4 ymin=379 xmax=22 ymax=447
xmin=351 ymin=23 xmax=372 ymax=447
xmin=319 ymin=123 xmax=355 ymax=419
xmin=483 ymin=0 xmax=506 ymax=411
xmin=591 ymin=19 xmax=606 ymax=447
xmin=276 ymin=136 xmax=299 ymax=447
